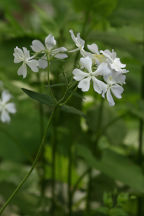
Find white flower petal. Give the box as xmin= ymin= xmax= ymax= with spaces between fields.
xmin=80 ymin=57 xmax=92 ymax=73
xmin=52 ymin=47 xmax=67 ymax=54
xmin=92 ymin=77 xmax=107 ymax=94
xmin=22 ymin=47 xmax=30 ymax=59
xmin=31 ymin=40 xmax=45 ymax=52
xmin=5 ymin=103 xmax=16 ymax=114
xmin=106 ymin=88 xmax=115 ymax=106
xmin=111 ymin=72 xmax=126 ymax=84
xmin=69 ymin=30 xmax=77 ymax=45
xmin=45 ymin=34 xmax=56 ymax=50
xmin=13 ymin=46 xmax=24 ymax=63
xmin=69 ymin=30 xmax=85 ymax=49
xmin=54 ymin=53 xmax=68 ymax=59
xmin=122 ymin=69 xmax=129 ymax=73
xmin=1 ymin=91 xmax=11 ymax=103
xmin=1 ymin=110 xmax=10 ymax=123
xmin=27 ymin=60 xmax=39 ymax=72
xmin=38 ymin=57 xmax=48 ymax=69
xmin=17 ymin=63 xmax=27 ymax=78
xmin=73 ymin=69 xmax=88 ymax=81
xmin=87 ymin=43 xmax=99 ymax=54
xmin=78 ymin=77 xmax=91 ymax=92
xmin=95 ymin=62 xmax=111 ymax=76
xmin=77 ymin=33 xmax=85 ymax=48
xmin=101 ymin=49 xmax=116 ymax=60
xmin=110 ymin=58 xmax=126 ymax=72
xmin=111 ymin=84 xmax=124 ymax=99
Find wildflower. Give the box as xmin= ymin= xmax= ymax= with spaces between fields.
xmin=73 ymin=56 xmax=107 ymax=94
xmin=0 ymin=90 xmax=16 ymax=123
xmin=13 ymin=47 xmax=39 ymax=78
xmin=31 ymin=34 xmax=68 ymax=68
xmin=100 ymin=49 xmax=127 ymax=73
xmin=69 ymin=30 xmax=86 ymax=56
xmin=87 ymin=43 xmax=105 ymax=65
xmin=103 ymin=72 xmax=126 ymax=106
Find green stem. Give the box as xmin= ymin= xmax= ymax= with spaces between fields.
xmin=60 ymin=85 xmax=77 ymax=106
xmin=71 ymin=113 xmax=126 ymax=198
xmin=51 ymin=126 xmax=57 ymax=216
xmin=68 ymin=141 xmax=72 ymax=216
xmin=86 ymin=99 xmax=104 ymax=212
xmin=0 ymin=108 xmax=56 ymax=215
xmin=0 ymin=68 xmax=78 ymax=215
xmin=86 ymin=168 xmax=92 ymax=212
xmin=37 ymin=72 xmax=46 ymax=201
xmin=71 ymin=168 xmax=90 ymax=197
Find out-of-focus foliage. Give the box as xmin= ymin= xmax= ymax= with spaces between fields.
xmin=0 ymin=0 xmax=144 ymax=215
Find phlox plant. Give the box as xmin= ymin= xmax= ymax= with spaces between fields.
xmin=0 ymin=29 xmax=128 ymax=215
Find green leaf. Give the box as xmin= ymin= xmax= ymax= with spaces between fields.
xmin=61 ymin=105 xmax=85 ymax=117
xmin=22 ymin=88 xmax=57 ymax=108
xmin=77 ymin=145 xmax=144 ymax=193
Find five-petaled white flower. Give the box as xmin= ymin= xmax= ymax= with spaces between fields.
xmin=103 ymin=72 xmax=126 ymax=106
xmin=31 ymin=34 xmax=68 ymax=69
xmin=0 ymin=90 xmax=16 ymax=123
xmin=100 ymin=49 xmax=127 ymax=73
xmin=73 ymin=56 xmax=107 ymax=94
xmin=13 ymin=47 xmax=39 ymax=78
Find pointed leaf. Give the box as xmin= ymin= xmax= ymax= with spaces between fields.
xmin=22 ymin=88 xmax=57 ymax=108
xmin=61 ymin=105 xmax=85 ymax=117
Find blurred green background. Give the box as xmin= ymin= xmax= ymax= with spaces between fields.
xmin=0 ymin=0 xmax=144 ymax=215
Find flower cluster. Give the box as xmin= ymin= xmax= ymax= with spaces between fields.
xmin=70 ymin=30 xmax=128 ymax=106
xmin=13 ymin=30 xmax=128 ymax=106
xmin=0 ymin=88 xmax=16 ymax=123
xmin=13 ymin=34 xmax=68 ymax=78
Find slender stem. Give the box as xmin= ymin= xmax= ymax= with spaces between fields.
xmin=86 ymin=99 xmax=104 ymax=212
xmin=51 ymin=126 xmax=57 ymax=216
xmin=60 ymin=85 xmax=77 ymax=106
xmin=96 ymin=113 xmax=127 ymax=141
xmin=68 ymin=141 xmax=72 ymax=216
xmin=37 ymin=72 xmax=46 ymax=200
xmin=0 ymin=71 xmax=78 ymax=215
xmin=0 ymin=108 xmax=56 ymax=215
xmin=86 ymin=169 xmax=92 ymax=212
xmin=72 ymin=168 xmax=90 ymax=197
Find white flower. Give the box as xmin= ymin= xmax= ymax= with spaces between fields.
xmin=13 ymin=47 xmax=39 ymax=78
xmin=100 ymin=49 xmax=127 ymax=73
xmin=73 ymin=56 xmax=107 ymax=94
xmin=69 ymin=30 xmax=86 ymax=56
xmin=103 ymin=72 xmax=125 ymax=106
xmin=87 ymin=43 xmax=105 ymax=65
xmin=0 ymin=90 xmax=16 ymax=123
xmin=31 ymin=34 xmax=68 ymax=69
